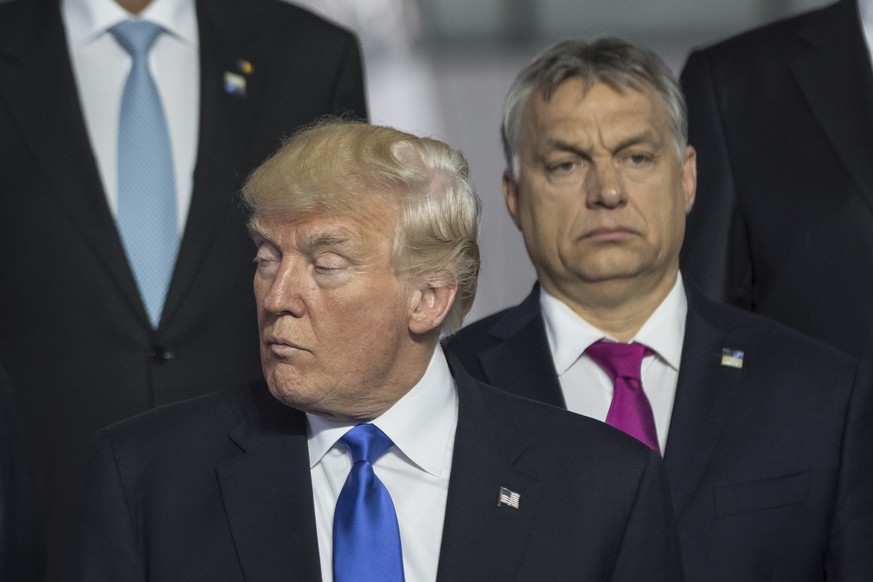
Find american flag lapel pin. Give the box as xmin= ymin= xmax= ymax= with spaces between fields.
xmin=497 ymin=486 xmax=520 ymax=509
xmin=721 ymin=348 xmax=745 ymax=369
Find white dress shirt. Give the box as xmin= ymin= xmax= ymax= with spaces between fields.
xmin=540 ymin=274 xmax=687 ymax=452
xmin=308 ymin=345 xmax=458 ymax=582
xmin=860 ymin=0 xmax=873 ymax=65
xmin=62 ymin=0 xmax=200 ymax=232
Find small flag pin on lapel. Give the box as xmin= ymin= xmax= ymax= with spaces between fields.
xmin=223 ymin=72 xmax=246 ymax=97
xmin=497 ymin=486 xmax=520 ymax=509
xmin=721 ymin=348 xmax=744 ymax=369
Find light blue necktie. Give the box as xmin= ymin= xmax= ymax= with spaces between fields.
xmin=110 ymin=20 xmax=179 ymax=328
xmin=333 ymin=424 xmax=404 ymax=582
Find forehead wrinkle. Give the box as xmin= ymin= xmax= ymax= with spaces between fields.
xmin=544 ymin=124 xmax=659 ymax=157
xmin=249 ymin=212 xmax=362 ymax=256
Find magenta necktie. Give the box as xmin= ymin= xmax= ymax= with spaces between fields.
xmin=586 ymin=340 xmax=660 ymax=452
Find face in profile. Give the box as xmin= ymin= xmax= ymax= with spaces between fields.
xmin=505 ymin=78 xmax=696 ymax=306
xmin=250 ymin=207 xmax=421 ymax=421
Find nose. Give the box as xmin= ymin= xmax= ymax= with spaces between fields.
xmin=585 ymin=158 xmax=625 ymax=209
xmin=258 ymin=260 xmax=306 ymax=318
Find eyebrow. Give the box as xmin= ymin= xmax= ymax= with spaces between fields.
xmin=547 ymin=130 xmax=661 ymax=156
xmin=247 ymin=221 xmax=271 ymax=243
xmin=247 ymin=218 xmax=361 ymax=257
xmin=298 ymin=229 xmax=355 ymax=254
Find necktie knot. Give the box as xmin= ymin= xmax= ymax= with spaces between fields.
xmin=339 ymin=424 xmax=394 ymax=466
xmin=585 ymin=340 xmax=650 ymax=381
xmin=110 ymin=20 xmax=164 ymax=59
xmin=586 ymin=339 xmax=659 ymax=452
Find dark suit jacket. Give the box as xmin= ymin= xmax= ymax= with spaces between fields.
xmin=0 ymin=365 xmax=44 ymax=582
xmin=445 ymin=284 xmax=873 ymax=581
xmin=0 ymin=0 xmax=366 ymax=578
xmin=62 ymin=363 xmax=682 ymax=581
xmin=679 ymin=0 xmax=873 ymax=360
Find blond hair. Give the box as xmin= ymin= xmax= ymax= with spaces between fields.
xmin=242 ymin=120 xmax=480 ymax=333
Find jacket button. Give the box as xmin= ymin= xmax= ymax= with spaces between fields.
xmin=150 ymin=347 xmax=175 ymax=364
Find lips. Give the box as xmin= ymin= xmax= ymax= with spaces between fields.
xmin=581 ymin=226 xmax=637 ymax=242
xmin=265 ymin=334 xmax=306 ymax=356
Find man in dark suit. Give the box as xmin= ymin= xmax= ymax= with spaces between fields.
xmin=63 ymin=120 xmax=682 ymax=581
xmin=679 ymin=0 xmax=873 ymax=360
xmin=0 ymin=0 xmax=366 ymax=578
xmin=445 ymin=38 xmax=873 ymax=581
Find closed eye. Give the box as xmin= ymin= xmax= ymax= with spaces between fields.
xmin=313 ymin=253 xmax=350 ymax=274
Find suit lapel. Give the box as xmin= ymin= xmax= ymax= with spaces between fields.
xmin=161 ymin=0 xmax=262 ymax=324
xmin=790 ymin=0 xmax=873 ymax=216
xmin=436 ymin=366 xmax=545 ymax=581
xmin=479 ymin=289 xmax=566 ymax=407
xmin=0 ymin=0 xmax=144 ymax=318
xmin=663 ymin=286 xmax=746 ymax=517
xmin=216 ymin=383 xmax=322 ymax=581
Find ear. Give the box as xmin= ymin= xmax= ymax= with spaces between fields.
xmin=408 ymin=273 xmax=459 ymax=335
xmin=681 ymin=145 xmax=697 ymax=214
xmin=503 ymin=170 xmax=523 ymax=230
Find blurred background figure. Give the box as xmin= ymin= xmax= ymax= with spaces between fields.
xmin=0 ymin=0 xmax=366 ymax=578
xmin=680 ymin=0 xmax=873 ymax=360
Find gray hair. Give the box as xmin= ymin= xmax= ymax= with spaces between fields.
xmin=501 ymin=38 xmax=688 ymax=177
xmin=242 ymin=119 xmax=481 ymax=333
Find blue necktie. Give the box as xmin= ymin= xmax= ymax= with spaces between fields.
xmin=333 ymin=424 xmax=404 ymax=582
xmin=110 ymin=20 xmax=179 ymax=328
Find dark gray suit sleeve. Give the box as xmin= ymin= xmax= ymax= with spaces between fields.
xmin=679 ymin=49 xmax=751 ymax=308
xmin=0 ymin=366 xmax=44 ymax=582
xmin=62 ymin=430 xmax=144 ymax=582
xmin=826 ymin=361 xmax=873 ymax=578
xmin=611 ymin=450 xmax=684 ymax=582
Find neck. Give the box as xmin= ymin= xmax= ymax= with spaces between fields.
xmin=547 ymin=270 xmax=678 ymax=343
xmin=313 ymin=339 xmax=439 ymax=423
xmin=116 ymin=0 xmax=153 ymax=15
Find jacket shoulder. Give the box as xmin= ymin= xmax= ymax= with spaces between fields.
xmin=214 ymin=0 xmax=359 ymax=44
xmin=691 ymin=289 xmax=861 ymax=384
xmin=687 ymin=0 xmax=844 ymax=64
xmin=98 ymin=380 xmax=258 ymax=456
xmin=465 ymin=371 xmax=655 ymax=470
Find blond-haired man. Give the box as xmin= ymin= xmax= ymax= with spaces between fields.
xmin=64 ymin=121 xmax=681 ymax=582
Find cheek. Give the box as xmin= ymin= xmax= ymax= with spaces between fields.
xmin=322 ymin=287 xmax=406 ymax=338
xmin=253 ymin=281 xmax=269 ymax=321
xmin=648 ymin=193 xmax=686 ymax=248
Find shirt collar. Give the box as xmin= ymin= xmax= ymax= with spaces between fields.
xmin=306 ymin=345 xmax=458 ymax=478
xmin=860 ymin=0 xmax=873 ymax=56
xmin=63 ymin=0 xmax=198 ymax=50
xmin=861 ymin=0 xmax=873 ymax=27
xmin=633 ymin=274 xmax=686 ymax=370
xmin=540 ymin=273 xmax=687 ymax=373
